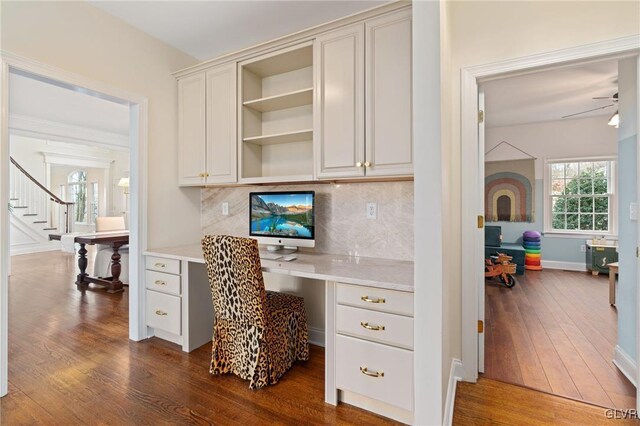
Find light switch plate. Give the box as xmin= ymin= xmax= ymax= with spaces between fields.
xmin=366 ymin=202 xmax=377 ymax=219
xmin=630 ymin=202 xmax=638 ymax=221
xmin=222 ymin=202 xmax=229 ymax=216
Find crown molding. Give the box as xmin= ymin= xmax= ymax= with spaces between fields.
xmin=42 ymin=152 xmax=112 ymax=169
xmin=9 ymin=114 xmax=129 ymax=151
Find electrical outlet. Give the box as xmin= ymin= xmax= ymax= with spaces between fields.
xmin=222 ymin=202 xmax=229 ymax=216
xmin=366 ymin=203 xmax=377 ymax=219
xmin=580 ymin=244 xmax=586 ymax=253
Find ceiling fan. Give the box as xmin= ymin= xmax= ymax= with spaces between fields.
xmin=561 ymin=92 xmax=618 ymax=119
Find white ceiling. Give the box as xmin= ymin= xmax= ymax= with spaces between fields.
xmin=483 ymin=59 xmax=618 ymax=128
xmin=90 ymin=1 xmax=386 ymax=60
xmin=9 ymin=71 xmax=130 ymax=136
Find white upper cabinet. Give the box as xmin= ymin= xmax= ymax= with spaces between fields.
xmin=365 ymin=9 xmax=413 ymax=177
xmin=205 ymin=63 xmax=237 ymax=184
xmin=178 ymin=73 xmax=206 ymax=185
xmin=178 ymin=63 xmax=237 ymax=186
xmin=314 ymin=9 xmax=413 ymax=180
xmin=314 ymin=24 xmax=366 ymax=179
xmin=176 ymin=6 xmax=412 ymax=186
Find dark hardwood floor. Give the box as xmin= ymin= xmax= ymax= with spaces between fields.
xmin=1 ymin=250 xmax=397 ymax=425
xmin=484 ymin=268 xmax=636 ymax=410
xmin=453 ymin=378 xmax=638 ymax=425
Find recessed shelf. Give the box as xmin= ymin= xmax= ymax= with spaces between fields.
xmin=243 ymin=129 xmax=313 ymax=146
xmin=243 ymin=44 xmax=313 ymax=77
xmin=243 ymin=88 xmax=313 ymax=113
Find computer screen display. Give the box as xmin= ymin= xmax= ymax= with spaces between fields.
xmin=249 ymin=191 xmax=315 ymax=240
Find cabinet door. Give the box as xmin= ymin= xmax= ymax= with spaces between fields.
xmin=205 ymin=63 xmax=237 ymax=184
xmin=178 ymin=73 xmax=207 ymax=186
xmin=365 ymin=10 xmax=413 ymax=177
xmin=314 ymin=24 xmax=365 ymax=179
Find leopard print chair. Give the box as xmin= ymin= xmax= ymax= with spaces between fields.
xmin=201 ymin=235 xmax=309 ymax=389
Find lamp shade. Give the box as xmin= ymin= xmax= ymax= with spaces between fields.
xmin=118 ymin=177 xmax=130 ymax=188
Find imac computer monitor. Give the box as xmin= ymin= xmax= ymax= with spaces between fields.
xmin=249 ymin=191 xmax=315 ymax=251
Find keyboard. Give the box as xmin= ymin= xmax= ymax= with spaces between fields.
xmin=259 ymin=251 xmax=283 ymax=260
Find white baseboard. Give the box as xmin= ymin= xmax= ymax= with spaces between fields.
xmin=541 ymin=260 xmax=587 ymax=272
xmin=443 ymin=358 xmax=464 ymax=426
xmin=308 ymin=326 xmax=325 ymax=347
xmin=614 ymin=345 xmax=638 ymax=388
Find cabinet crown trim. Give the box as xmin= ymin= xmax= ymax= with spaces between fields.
xmin=173 ymin=1 xmax=411 ymax=79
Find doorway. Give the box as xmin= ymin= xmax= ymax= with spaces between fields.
xmin=479 ymin=57 xmax=637 ymax=408
xmin=0 ymin=54 xmax=148 ymax=397
xmin=460 ymin=37 xmax=640 ymax=411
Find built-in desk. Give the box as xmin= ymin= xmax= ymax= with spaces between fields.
xmin=144 ymin=243 xmax=414 ymax=424
xmin=145 ymin=243 xmax=414 ymax=291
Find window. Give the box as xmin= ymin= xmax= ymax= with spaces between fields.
xmin=546 ymin=159 xmax=616 ymax=234
xmin=68 ymin=170 xmax=87 ymax=224
xmin=90 ymin=182 xmax=99 ymax=224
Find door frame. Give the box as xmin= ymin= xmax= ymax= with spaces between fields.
xmin=0 ymin=51 xmax=149 ymax=397
xmin=460 ymin=35 xmax=640 ymax=389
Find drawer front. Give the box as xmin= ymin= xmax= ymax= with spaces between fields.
xmin=336 ymin=335 xmax=413 ymax=411
xmin=146 ymin=270 xmax=181 ymax=296
xmin=337 ymin=283 xmax=413 ymax=317
xmin=146 ymin=256 xmax=181 ymax=275
xmin=146 ymin=290 xmax=181 ymax=336
xmin=337 ymin=305 xmax=413 ymax=350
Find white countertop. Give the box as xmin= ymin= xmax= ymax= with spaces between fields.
xmin=145 ymin=244 xmax=414 ymax=293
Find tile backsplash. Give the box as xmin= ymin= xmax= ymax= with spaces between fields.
xmin=201 ymin=181 xmax=414 ymax=261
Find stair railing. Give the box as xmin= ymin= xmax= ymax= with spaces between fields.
xmin=9 ymin=156 xmax=75 ymax=234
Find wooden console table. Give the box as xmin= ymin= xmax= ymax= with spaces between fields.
xmin=49 ymin=232 xmax=129 ymax=293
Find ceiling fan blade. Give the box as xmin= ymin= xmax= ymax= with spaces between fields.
xmin=562 ymin=104 xmax=614 ymax=119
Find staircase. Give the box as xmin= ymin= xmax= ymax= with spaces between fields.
xmin=9 ymin=157 xmax=75 ymax=255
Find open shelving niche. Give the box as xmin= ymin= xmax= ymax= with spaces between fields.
xmin=239 ymin=42 xmax=314 ymax=183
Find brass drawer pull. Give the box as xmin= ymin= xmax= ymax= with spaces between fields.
xmin=360 ymin=366 xmax=384 ymax=378
xmin=154 ymin=263 xmax=166 ymax=268
xmin=361 ymin=295 xmax=385 ymax=304
xmin=155 ymin=310 xmax=168 ymax=316
xmin=360 ymin=321 xmax=385 ymax=331
xmin=154 ymin=280 xmax=166 ymax=286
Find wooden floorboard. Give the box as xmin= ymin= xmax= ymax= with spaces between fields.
xmin=484 ymin=268 xmax=636 ymax=410
xmin=453 ymin=378 xmax=638 ymax=425
xmin=1 ymin=250 xmax=398 ymax=425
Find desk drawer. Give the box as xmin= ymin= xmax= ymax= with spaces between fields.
xmin=337 ymin=283 xmax=413 ymax=317
xmin=146 ymin=290 xmax=181 ymax=336
xmin=146 ymin=270 xmax=181 ymax=296
xmin=337 ymin=305 xmax=413 ymax=350
xmin=336 ymin=335 xmax=413 ymax=411
xmin=146 ymin=256 xmax=180 ymax=275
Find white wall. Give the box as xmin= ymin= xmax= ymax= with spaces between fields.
xmin=486 ymin=116 xmax=618 ymax=178
xmin=616 ymin=57 xmax=638 ymax=366
xmin=485 ymin=116 xmax=619 ymax=264
xmin=1 ymin=1 xmax=201 ymax=249
xmin=413 ymin=1 xmax=444 ymax=424
xmin=443 ymin=0 xmax=640 ymax=400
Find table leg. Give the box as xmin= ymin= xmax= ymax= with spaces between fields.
xmin=108 ymin=243 xmax=125 ymax=294
xmin=75 ymin=243 xmax=88 ymax=290
xmin=609 ymin=268 xmax=617 ymax=306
